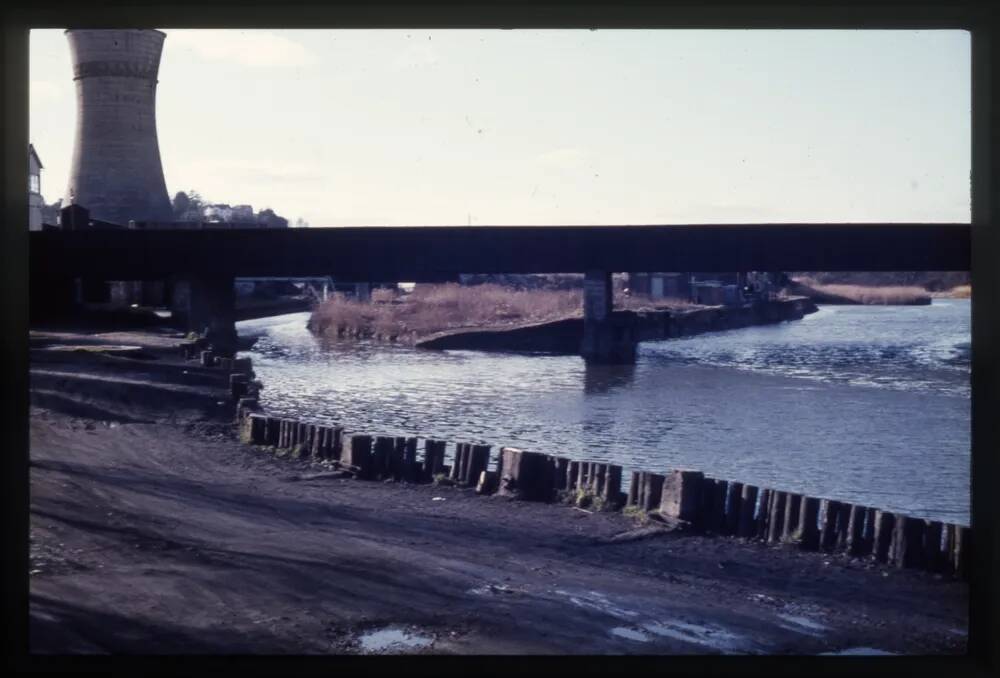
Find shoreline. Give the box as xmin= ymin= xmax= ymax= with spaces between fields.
xmin=27 ymin=322 xmax=968 ymax=655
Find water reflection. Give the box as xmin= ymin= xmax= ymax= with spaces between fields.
xmin=583 ymin=363 xmax=638 ymax=395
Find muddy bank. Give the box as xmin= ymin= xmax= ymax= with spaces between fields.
xmin=416 ymin=298 xmax=817 ymax=353
xmin=26 ymin=323 xmax=968 ymax=656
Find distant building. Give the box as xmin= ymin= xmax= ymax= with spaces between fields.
xmin=231 ymin=204 xmax=254 ymax=221
xmin=29 ymin=144 xmax=44 ymax=230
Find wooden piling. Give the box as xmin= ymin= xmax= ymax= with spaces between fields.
xmin=627 ymin=471 xmax=641 ymax=506
xmin=780 ymin=493 xmax=802 ymax=544
xmin=476 ymin=470 xmax=498 ymax=495
xmin=793 ymin=496 xmax=821 ymax=550
xmin=889 ymin=515 xmax=926 ymax=569
xmin=845 ymin=505 xmax=868 ymax=556
xmin=952 ymin=525 xmax=970 ymax=580
xmin=249 ymin=414 xmax=267 ymax=445
xmin=736 ymin=484 xmax=758 ymax=539
xmin=872 ymin=510 xmax=896 ymax=563
xmin=724 ymin=481 xmax=743 ymax=536
xmin=707 ymin=479 xmax=728 ymax=534
xmin=767 ymin=491 xmax=787 ymax=544
xmin=264 ymin=416 xmax=280 ymax=447
xmin=468 ymin=445 xmax=491 ymax=487
xmin=552 ymin=457 xmax=569 ymax=491
xmin=659 ymin=470 xmax=704 ymax=524
xmin=834 ymin=502 xmax=853 ymax=551
xmin=373 ymin=436 xmax=395 ymax=479
xmin=567 ymin=460 xmax=580 ymax=491
xmin=754 ymin=489 xmax=772 ymax=541
xmin=922 ymin=520 xmax=944 ymax=572
xmin=342 ymin=434 xmax=373 ymax=479
xmin=859 ymin=507 xmax=877 ymax=557
xmin=602 ymin=464 xmax=622 ymax=505
xmin=640 ymin=472 xmax=665 ymax=512
xmin=818 ymin=499 xmax=842 ymax=551
xmin=402 ymin=437 xmax=419 ymax=481
xmin=423 ymin=439 xmax=446 ymax=481
xmin=391 ymin=436 xmax=407 ymax=480
xmin=200 ymin=350 xmax=215 ymax=367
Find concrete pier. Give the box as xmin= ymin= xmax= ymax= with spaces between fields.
xmin=580 ymin=270 xmax=637 ymax=364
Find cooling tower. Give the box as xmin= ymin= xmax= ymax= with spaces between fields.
xmin=64 ymin=29 xmax=173 ymax=225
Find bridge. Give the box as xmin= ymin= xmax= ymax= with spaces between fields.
xmin=29 ymin=217 xmax=970 ymax=362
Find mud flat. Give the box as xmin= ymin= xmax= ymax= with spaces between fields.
xmin=28 ymin=325 xmax=966 ymax=655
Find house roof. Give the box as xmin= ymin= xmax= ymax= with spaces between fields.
xmin=29 ymin=143 xmax=43 ymax=170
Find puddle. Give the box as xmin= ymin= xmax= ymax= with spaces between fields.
xmin=357 ymin=626 xmax=434 ymax=654
xmin=467 ymin=583 xmax=518 ymax=596
xmin=610 ymin=627 xmax=651 ymax=643
xmin=777 ymin=613 xmax=828 ymax=636
xmin=820 ymin=647 xmax=896 ymax=656
xmin=554 ymin=589 xmax=639 ymax=620
xmin=641 ymin=620 xmax=750 ymax=653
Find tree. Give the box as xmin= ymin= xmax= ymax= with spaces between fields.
xmin=293 ymin=217 xmax=310 ymax=228
xmin=172 ymin=190 xmax=206 ymax=221
xmin=258 ymin=208 xmax=289 ymax=228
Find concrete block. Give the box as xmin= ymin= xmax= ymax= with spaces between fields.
xmin=497 ymin=447 xmax=554 ymax=502
xmin=659 ymin=469 xmax=704 ymax=523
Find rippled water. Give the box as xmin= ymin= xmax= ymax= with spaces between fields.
xmin=238 ymin=300 xmax=970 ymax=524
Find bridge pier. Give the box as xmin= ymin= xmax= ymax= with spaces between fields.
xmin=172 ymin=274 xmax=239 ymax=356
xmin=580 ymin=270 xmax=637 ymax=364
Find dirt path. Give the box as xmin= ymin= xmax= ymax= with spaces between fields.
xmin=27 ymin=328 xmax=968 ymax=655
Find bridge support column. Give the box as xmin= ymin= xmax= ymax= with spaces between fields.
xmin=174 ymin=274 xmax=239 ymax=356
xmin=580 ymin=270 xmax=637 ymax=364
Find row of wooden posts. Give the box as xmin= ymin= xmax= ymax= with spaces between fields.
xmin=629 ymin=469 xmax=970 ymax=579
xmin=195 ymin=349 xmax=970 ymax=583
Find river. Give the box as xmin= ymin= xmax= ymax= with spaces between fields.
xmin=237 ymin=299 xmax=971 ymax=525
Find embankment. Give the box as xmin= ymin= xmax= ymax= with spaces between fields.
xmin=416 ymin=297 xmax=818 ymax=352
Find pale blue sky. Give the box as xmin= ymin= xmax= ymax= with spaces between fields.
xmin=30 ymin=29 xmax=970 ymax=226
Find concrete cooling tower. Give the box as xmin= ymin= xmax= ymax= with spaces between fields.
xmin=64 ymin=29 xmax=173 ymax=225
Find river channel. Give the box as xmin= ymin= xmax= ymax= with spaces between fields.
xmin=238 ymin=299 xmax=971 ymax=524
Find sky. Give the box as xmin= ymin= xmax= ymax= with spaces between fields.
xmin=29 ymin=29 xmax=970 ymax=226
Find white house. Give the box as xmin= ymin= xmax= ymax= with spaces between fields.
xmin=29 ymin=144 xmax=44 ymax=230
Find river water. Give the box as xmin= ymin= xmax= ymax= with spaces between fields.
xmin=238 ymin=299 xmax=971 ymax=524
